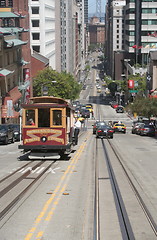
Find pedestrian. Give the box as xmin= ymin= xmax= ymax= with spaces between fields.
xmin=73 ymin=118 xmax=81 ymax=145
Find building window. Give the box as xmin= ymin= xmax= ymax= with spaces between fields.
xmin=32 ymin=20 xmax=39 ymax=27
xmin=117 ymin=45 xmax=119 ymax=49
xmin=117 ymin=20 xmax=119 ymax=23
xmin=8 ymin=0 xmax=13 ymax=7
xmin=32 ymin=33 xmax=40 ymax=40
xmin=32 ymin=7 xmax=39 ymax=14
xmin=0 ymin=0 xmax=6 ymax=7
xmin=32 ymin=46 xmax=40 ymax=52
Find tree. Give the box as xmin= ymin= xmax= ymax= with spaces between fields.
xmin=33 ymin=67 xmax=81 ymax=100
xmin=127 ymin=97 xmax=157 ymax=118
xmin=108 ymin=81 xmax=117 ymax=96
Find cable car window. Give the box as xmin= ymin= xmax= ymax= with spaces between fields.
xmin=53 ymin=110 xmax=62 ymax=126
xmin=38 ymin=108 xmax=50 ymax=127
xmin=26 ymin=110 xmax=35 ymax=125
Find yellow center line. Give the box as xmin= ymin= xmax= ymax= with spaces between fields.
xmin=24 ymin=132 xmax=91 ymax=240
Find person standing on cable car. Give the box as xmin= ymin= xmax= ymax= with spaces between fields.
xmin=74 ymin=118 xmax=81 ymax=145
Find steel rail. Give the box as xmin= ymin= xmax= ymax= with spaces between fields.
xmin=107 ymin=139 xmax=157 ymax=237
xmin=101 ymin=139 xmax=135 ymax=239
xmin=0 ymin=160 xmax=55 ymax=221
xmin=93 ymin=136 xmax=100 ymax=240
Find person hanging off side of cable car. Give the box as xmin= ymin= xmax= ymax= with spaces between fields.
xmin=73 ymin=118 xmax=81 ymax=145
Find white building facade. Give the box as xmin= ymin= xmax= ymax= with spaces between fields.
xmin=29 ymin=0 xmax=55 ymax=69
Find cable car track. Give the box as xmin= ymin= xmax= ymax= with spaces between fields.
xmin=0 ymin=128 xmax=88 ymax=223
xmin=107 ymin=138 xmax=157 ymax=236
xmin=94 ymin=137 xmax=157 ymax=239
xmin=0 ymin=160 xmax=56 ymax=221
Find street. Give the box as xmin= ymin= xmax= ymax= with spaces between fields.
xmin=0 ymin=63 xmax=157 ymax=239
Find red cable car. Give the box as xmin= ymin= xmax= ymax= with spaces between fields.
xmin=18 ymin=96 xmax=75 ymax=159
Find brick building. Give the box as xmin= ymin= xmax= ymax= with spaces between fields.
xmin=0 ymin=0 xmax=31 ymax=123
xmin=88 ymin=16 xmax=105 ymax=45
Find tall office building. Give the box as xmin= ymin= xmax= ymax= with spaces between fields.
xmin=55 ymin=0 xmax=86 ymax=79
xmin=29 ymin=0 xmax=55 ymax=69
xmin=125 ymin=0 xmax=157 ymax=65
xmin=105 ymin=0 xmax=157 ymax=81
xmin=105 ymin=0 xmax=126 ymax=79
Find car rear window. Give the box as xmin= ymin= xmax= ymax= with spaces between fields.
xmin=0 ymin=125 xmax=7 ymax=130
xmin=115 ymin=124 xmax=124 ymax=126
xmin=145 ymin=125 xmax=155 ymax=128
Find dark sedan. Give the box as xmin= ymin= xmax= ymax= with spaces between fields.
xmin=8 ymin=124 xmax=21 ymax=141
xmin=96 ymin=125 xmax=114 ymax=139
xmin=92 ymin=121 xmax=107 ymax=134
xmin=80 ymin=109 xmax=90 ymax=118
xmin=0 ymin=124 xmax=15 ymax=144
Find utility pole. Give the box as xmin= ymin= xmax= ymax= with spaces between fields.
xmin=96 ymin=0 xmax=101 ymax=21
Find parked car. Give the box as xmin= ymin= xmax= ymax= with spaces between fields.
xmin=110 ymin=101 xmax=118 ymax=108
xmin=92 ymin=121 xmax=107 ymax=134
xmin=113 ymin=123 xmax=126 ymax=133
xmin=132 ymin=122 xmax=143 ymax=134
xmin=137 ymin=123 xmax=156 ymax=136
xmin=0 ymin=124 xmax=15 ymax=144
xmin=116 ymin=106 xmax=124 ymax=113
xmin=8 ymin=124 xmax=20 ymax=141
xmin=96 ymin=125 xmax=114 ymax=139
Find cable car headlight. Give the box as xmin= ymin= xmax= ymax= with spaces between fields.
xmin=41 ymin=136 xmax=47 ymax=142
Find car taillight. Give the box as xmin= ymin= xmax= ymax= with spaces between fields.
xmin=97 ymin=130 xmax=102 ymax=132
xmin=108 ymin=130 xmax=114 ymax=133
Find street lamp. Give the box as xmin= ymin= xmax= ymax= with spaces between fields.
xmin=42 ymin=81 xmax=57 ymax=96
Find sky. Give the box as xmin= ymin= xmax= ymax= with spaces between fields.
xmin=88 ymin=0 xmax=106 ymax=14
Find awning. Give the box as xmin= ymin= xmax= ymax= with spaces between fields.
xmin=4 ymin=39 xmax=28 ymax=48
xmin=0 ymin=69 xmax=14 ymax=77
xmin=2 ymin=27 xmax=27 ymax=34
xmin=9 ymin=86 xmax=22 ymax=104
xmin=0 ymin=12 xmax=20 ymax=18
xmin=0 ymin=27 xmax=10 ymax=34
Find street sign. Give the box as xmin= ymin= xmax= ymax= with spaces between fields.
xmin=129 ymin=90 xmax=138 ymax=93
